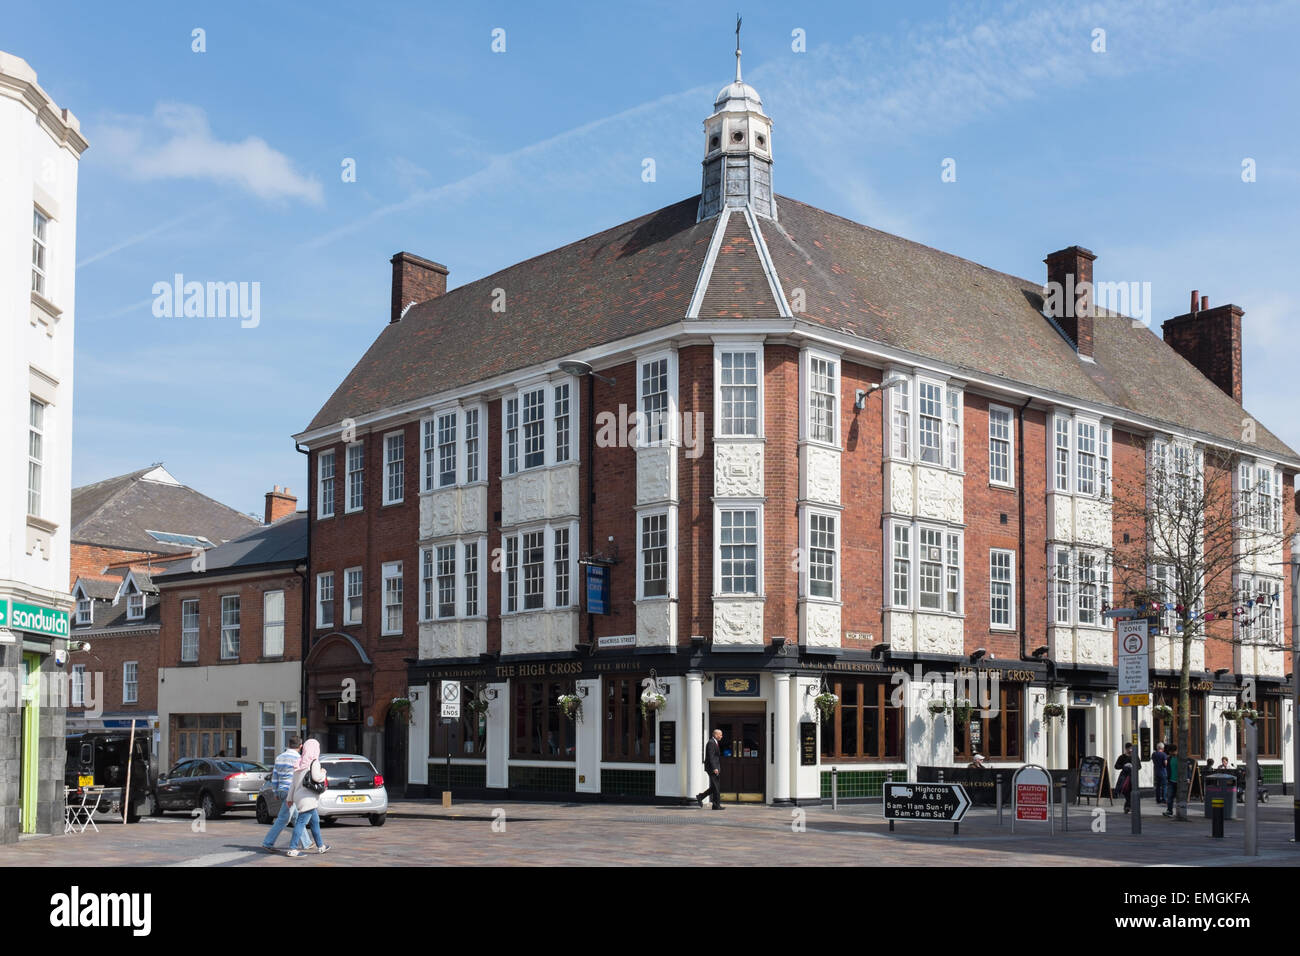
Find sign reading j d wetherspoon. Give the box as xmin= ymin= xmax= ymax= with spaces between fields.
xmin=3 ymin=600 xmax=69 ymax=638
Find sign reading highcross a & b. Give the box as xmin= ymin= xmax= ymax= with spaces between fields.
xmin=3 ymin=599 xmax=69 ymax=639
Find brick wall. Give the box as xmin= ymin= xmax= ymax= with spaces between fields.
xmin=157 ymin=570 xmax=304 ymax=668
xmin=764 ymin=344 xmax=799 ymax=643
xmin=590 ymin=360 xmax=637 ymax=643
xmin=66 ymin=629 xmax=159 ymax=716
xmin=678 ymin=344 xmax=713 ymax=642
xmin=839 ymin=360 xmax=884 ymax=648
xmin=70 ymin=544 xmax=167 ymax=591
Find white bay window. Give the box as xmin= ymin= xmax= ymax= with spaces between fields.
xmin=887 ymin=520 xmax=962 ymax=613
xmin=500 ymin=523 xmax=579 ymax=613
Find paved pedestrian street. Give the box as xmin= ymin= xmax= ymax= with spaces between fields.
xmin=4 ymin=799 xmax=1296 ymax=867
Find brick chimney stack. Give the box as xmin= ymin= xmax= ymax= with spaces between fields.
xmin=264 ymin=485 xmax=297 ymax=524
xmin=390 ymin=252 xmax=448 ymax=324
xmin=1161 ymin=292 xmax=1244 ymax=404
xmin=1044 ymin=246 xmax=1097 ymax=359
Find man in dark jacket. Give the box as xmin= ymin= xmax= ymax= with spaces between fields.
xmin=1151 ymin=742 xmax=1169 ymax=805
xmin=696 ymin=729 xmax=724 ymax=810
xmin=1115 ymin=743 xmax=1133 ymax=812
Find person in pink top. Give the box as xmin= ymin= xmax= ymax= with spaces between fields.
xmin=287 ymin=739 xmax=330 ymax=857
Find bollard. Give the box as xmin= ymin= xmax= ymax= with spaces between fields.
xmin=996 ymin=773 xmax=1003 ymax=825
xmin=938 ymin=769 xmax=944 ymax=784
xmin=831 ymin=767 xmax=838 ymax=812
xmin=1059 ymin=784 xmax=1069 ymax=831
xmin=1211 ymin=798 xmax=1225 ymax=839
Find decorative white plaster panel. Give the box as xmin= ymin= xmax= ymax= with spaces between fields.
xmin=914 ymin=613 xmax=962 ymax=656
xmin=1072 ymin=628 xmax=1113 ymax=666
xmin=460 ymin=485 xmax=487 ymax=533
xmin=802 ymin=444 xmax=841 ymax=506
xmin=419 ymin=620 xmax=487 ymax=660
xmin=1048 ymin=494 xmax=1071 ymax=543
xmin=1074 ymin=496 xmax=1112 ymax=549
xmin=888 ymin=612 xmax=915 ymax=654
xmin=636 ymin=599 xmax=676 ymax=647
xmin=712 ymin=598 xmax=764 ymax=647
xmin=1238 ymin=535 xmax=1283 ymax=577
xmin=800 ymin=600 xmax=841 ymax=648
xmin=420 ymin=485 xmax=488 ymax=539
xmin=714 ymin=441 xmax=763 ymax=498
xmin=501 ymin=464 xmax=580 ymax=526
xmin=1049 ymin=625 xmax=1073 ymax=664
xmin=915 ymin=467 xmax=963 ymax=524
xmin=888 ymin=462 xmax=914 ymax=516
xmin=501 ymin=611 xmax=579 ymax=656
xmin=636 ymin=444 xmax=676 ymax=506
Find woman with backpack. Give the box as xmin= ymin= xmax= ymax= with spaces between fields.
xmin=287 ymin=738 xmax=330 ymax=857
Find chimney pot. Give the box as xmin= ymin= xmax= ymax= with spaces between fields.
xmin=1201 ymin=295 xmax=1208 ymax=312
xmin=264 ymin=486 xmax=298 ymax=524
xmin=1162 ymin=300 xmax=1245 ymax=404
xmin=390 ymin=252 xmax=449 ymax=325
xmin=1190 ymin=290 xmax=1199 ymax=313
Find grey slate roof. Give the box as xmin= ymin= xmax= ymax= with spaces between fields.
xmin=72 ymin=469 xmax=261 ymax=553
xmin=304 ymin=194 xmax=1296 ymax=461
xmin=157 ymin=511 xmax=307 ymax=584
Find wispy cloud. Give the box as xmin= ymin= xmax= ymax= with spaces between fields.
xmin=78 ymin=201 xmax=222 ymax=268
xmin=93 ymin=103 xmax=323 ymax=204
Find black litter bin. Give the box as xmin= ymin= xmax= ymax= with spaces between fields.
xmin=1205 ymin=773 xmax=1237 ymax=820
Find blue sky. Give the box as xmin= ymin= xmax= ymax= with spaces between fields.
xmin=9 ymin=0 xmax=1300 ymax=516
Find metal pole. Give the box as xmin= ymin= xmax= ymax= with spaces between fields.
xmin=996 ymin=772 xmax=1003 ymax=825
xmin=1060 ymin=783 xmax=1068 ymax=831
xmin=122 ymin=718 xmax=137 ymax=824
xmin=1290 ymin=534 xmax=1300 ymax=842
xmin=1245 ymin=718 xmax=1259 ymax=857
xmin=1131 ymin=710 xmax=1141 ymax=835
xmin=831 ymin=767 xmax=838 ymax=812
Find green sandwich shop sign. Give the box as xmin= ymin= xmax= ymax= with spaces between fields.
xmin=1 ymin=599 xmax=70 ymax=639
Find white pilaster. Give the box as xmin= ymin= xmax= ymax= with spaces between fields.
xmin=575 ymin=679 xmax=600 ymax=793
xmin=485 ymin=682 xmax=508 ymax=789
xmin=773 ymin=672 xmax=791 ymax=802
xmin=685 ymin=672 xmax=704 ymax=798
xmin=408 ymin=683 xmax=429 ymax=786
xmin=655 ymin=677 xmax=683 ymax=797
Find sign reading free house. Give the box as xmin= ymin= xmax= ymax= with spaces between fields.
xmin=5 ymin=600 xmax=70 ymax=638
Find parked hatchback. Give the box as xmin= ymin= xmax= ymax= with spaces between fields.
xmin=256 ymin=753 xmax=387 ymax=826
xmin=155 ymin=757 xmax=270 ymax=818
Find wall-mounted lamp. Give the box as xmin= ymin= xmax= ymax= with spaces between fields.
xmin=576 ymin=685 xmax=590 ymax=699
xmin=854 ymin=376 xmax=906 ymax=411
xmin=484 ymin=688 xmax=499 ymax=701
xmin=1031 ymin=645 xmax=1049 ymax=658
xmin=969 ymin=648 xmax=987 ymax=663
xmin=559 ymin=360 xmax=616 ymax=386
xmin=1214 ymin=668 xmax=1231 ymax=679
xmin=870 ymin=643 xmax=891 ymax=659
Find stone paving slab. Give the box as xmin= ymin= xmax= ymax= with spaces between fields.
xmin=0 ymin=799 xmax=1294 ymax=867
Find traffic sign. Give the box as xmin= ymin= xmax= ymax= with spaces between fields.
xmin=1117 ymin=620 xmax=1150 ymax=695
xmin=883 ymin=782 xmax=971 ymax=822
xmin=1119 ymin=693 xmax=1150 ymax=707
xmin=440 ymin=680 xmax=460 ymax=718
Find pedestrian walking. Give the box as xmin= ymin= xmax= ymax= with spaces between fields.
xmin=261 ymin=736 xmax=313 ymax=852
xmin=1151 ymin=742 xmax=1169 ymax=805
xmin=287 ymin=739 xmax=330 ymax=857
xmin=1115 ymin=743 xmax=1133 ymax=812
xmin=695 ymin=729 xmax=724 ymax=810
xmin=1163 ymin=744 xmax=1179 ymax=816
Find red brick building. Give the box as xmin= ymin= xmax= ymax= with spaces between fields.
xmin=294 ymin=57 xmax=1296 ymax=802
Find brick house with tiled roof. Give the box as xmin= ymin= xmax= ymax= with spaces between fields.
xmin=296 ymin=50 xmax=1295 ymax=802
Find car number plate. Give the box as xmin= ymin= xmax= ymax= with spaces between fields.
xmin=248 ymin=793 xmax=259 ymax=800
xmin=78 ymin=775 xmax=94 ymax=788
xmin=340 ymin=795 xmax=366 ymax=803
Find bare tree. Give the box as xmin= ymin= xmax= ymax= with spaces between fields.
xmin=1109 ymin=437 xmax=1285 ymax=821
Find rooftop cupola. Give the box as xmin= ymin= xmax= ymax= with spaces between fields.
xmin=698 ymin=17 xmax=776 ymax=221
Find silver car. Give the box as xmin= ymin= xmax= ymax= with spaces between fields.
xmin=256 ymin=753 xmax=388 ymax=827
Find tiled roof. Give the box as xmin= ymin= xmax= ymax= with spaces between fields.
xmin=307 ymin=197 xmax=716 ymax=431
xmin=304 ymin=194 xmax=1296 ymax=461
xmin=72 ymin=469 xmax=260 ymax=553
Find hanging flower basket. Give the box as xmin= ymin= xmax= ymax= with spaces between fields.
xmin=639 ymin=692 xmax=667 ymax=720
xmin=1240 ymin=708 xmax=1259 ymax=720
xmin=927 ymin=699 xmax=951 ymax=716
xmin=952 ymin=698 xmax=975 ymax=725
xmin=814 ymin=692 xmax=839 ymax=721
xmin=1152 ymin=704 xmax=1174 ymax=719
xmin=1042 ymin=702 xmax=1066 ymax=719
xmin=1222 ymin=708 xmax=1244 ymax=721
xmin=389 ymin=697 xmax=414 ymax=725
xmin=557 ymin=693 xmax=584 ymax=723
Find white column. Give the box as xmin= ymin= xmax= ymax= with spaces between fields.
xmin=407 ymin=683 xmax=429 ymax=786
xmin=486 ymin=681 xmax=508 ymax=789
xmin=655 ymin=677 xmax=683 ymax=797
xmin=773 ymin=672 xmax=791 ymax=802
xmin=575 ymin=678 xmax=600 ymax=793
xmin=685 ymin=672 xmax=704 ymax=798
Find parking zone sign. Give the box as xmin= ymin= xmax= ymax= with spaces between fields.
xmin=440 ymin=680 xmax=460 ymax=718
xmin=1118 ymin=620 xmax=1149 ymax=696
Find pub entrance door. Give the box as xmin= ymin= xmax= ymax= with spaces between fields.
xmin=716 ymin=713 xmax=764 ymax=803
xmin=1068 ymin=708 xmax=1088 ymax=769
